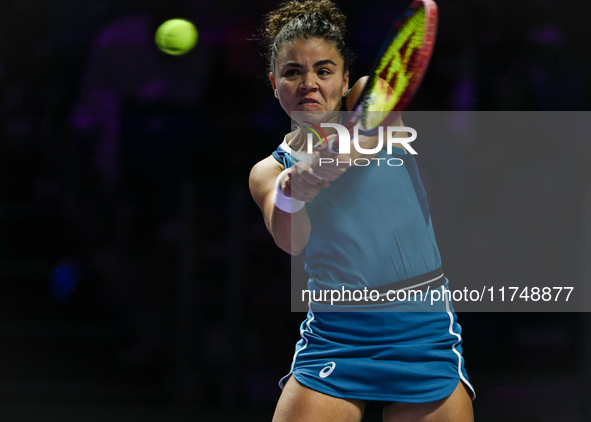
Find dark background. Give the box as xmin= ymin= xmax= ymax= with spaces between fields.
xmin=0 ymin=0 xmax=590 ymax=420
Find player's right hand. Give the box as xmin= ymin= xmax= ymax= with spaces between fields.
xmin=280 ymin=163 xmax=328 ymax=203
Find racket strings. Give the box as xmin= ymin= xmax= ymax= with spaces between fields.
xmin=361 ymin=7 xmax=426 ymax=129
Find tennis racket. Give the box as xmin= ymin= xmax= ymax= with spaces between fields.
xmin=343 ymin=0 xmax=438 ymax=138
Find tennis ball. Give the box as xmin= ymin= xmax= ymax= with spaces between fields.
xmin=155 ymin=19 xmax=198 ymax=55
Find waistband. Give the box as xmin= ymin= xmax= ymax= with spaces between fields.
xmin=312 ymin=267 xmax=445 ymax=306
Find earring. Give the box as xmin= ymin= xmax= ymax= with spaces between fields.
xmin=274 ymin=90 xmax=279 ymax=98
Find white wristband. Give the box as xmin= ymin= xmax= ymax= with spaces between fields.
xmin=273 ymin=168 xmax=305 ymax=213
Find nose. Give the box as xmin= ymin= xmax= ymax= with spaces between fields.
xmin=300 ymin=72 xmax=318 ymax=91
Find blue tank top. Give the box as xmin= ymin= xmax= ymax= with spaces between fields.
xmin=272 ymin=137 xmax=441 ymax=292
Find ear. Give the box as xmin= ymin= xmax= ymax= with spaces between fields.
xmin=342 ymin=71 xmax=350 ymax=97
xmin=269 ymin=72 xmax=277 ymax=91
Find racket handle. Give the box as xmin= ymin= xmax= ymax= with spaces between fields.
xmin=328 ymin=137 xmax=339 ymax=154
xmin=327 ymin=125 xmax=356 ymax=154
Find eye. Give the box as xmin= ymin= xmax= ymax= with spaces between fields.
xmin=317 ymin=69 xmax=332 ymax=77
xmin=283 ymin=68 xmax=300 ymax=77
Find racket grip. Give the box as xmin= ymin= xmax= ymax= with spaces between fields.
xmin=328 ymin=137 xmax=339 ymax=154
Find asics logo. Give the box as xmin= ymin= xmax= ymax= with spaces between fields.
xmin=319 ymin=362 xmax=336 ymax=378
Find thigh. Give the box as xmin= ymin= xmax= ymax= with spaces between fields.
xmin=272 ymin=376 xmax=366 ymax=422
xmin=382 ymin=382 xmax=473 ymax=422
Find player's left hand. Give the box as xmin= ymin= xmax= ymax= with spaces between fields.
xmin=310 ymin=134 xmax=350 ymax=182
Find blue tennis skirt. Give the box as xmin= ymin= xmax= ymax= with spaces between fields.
xmin=279 ymin=283 xmax=475 ymax=403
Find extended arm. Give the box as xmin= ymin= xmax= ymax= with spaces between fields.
xmin=249 ymin=155 xmax=327 ymax=255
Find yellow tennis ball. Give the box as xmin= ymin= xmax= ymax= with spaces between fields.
xmin=155 ymin=19 xmax=198 ymax=55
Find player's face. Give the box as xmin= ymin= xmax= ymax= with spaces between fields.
xmin=270 ymin=38 xmax=349 ymax=123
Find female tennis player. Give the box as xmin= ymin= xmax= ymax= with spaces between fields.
xmin=249 ymin=1 xmax=475 ymax=421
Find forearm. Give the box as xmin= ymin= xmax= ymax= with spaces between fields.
xmin=268 ymin=205 xmax=311 ymax=256
xmin=250 ymin=156 xmax=315 ymax=255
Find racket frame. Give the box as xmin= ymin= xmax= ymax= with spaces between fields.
xmin=343 ymin=0 xmax=438 ymax=135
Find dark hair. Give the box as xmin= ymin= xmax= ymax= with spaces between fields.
xmin=260 ymin=0 xmax=355 ymax=75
